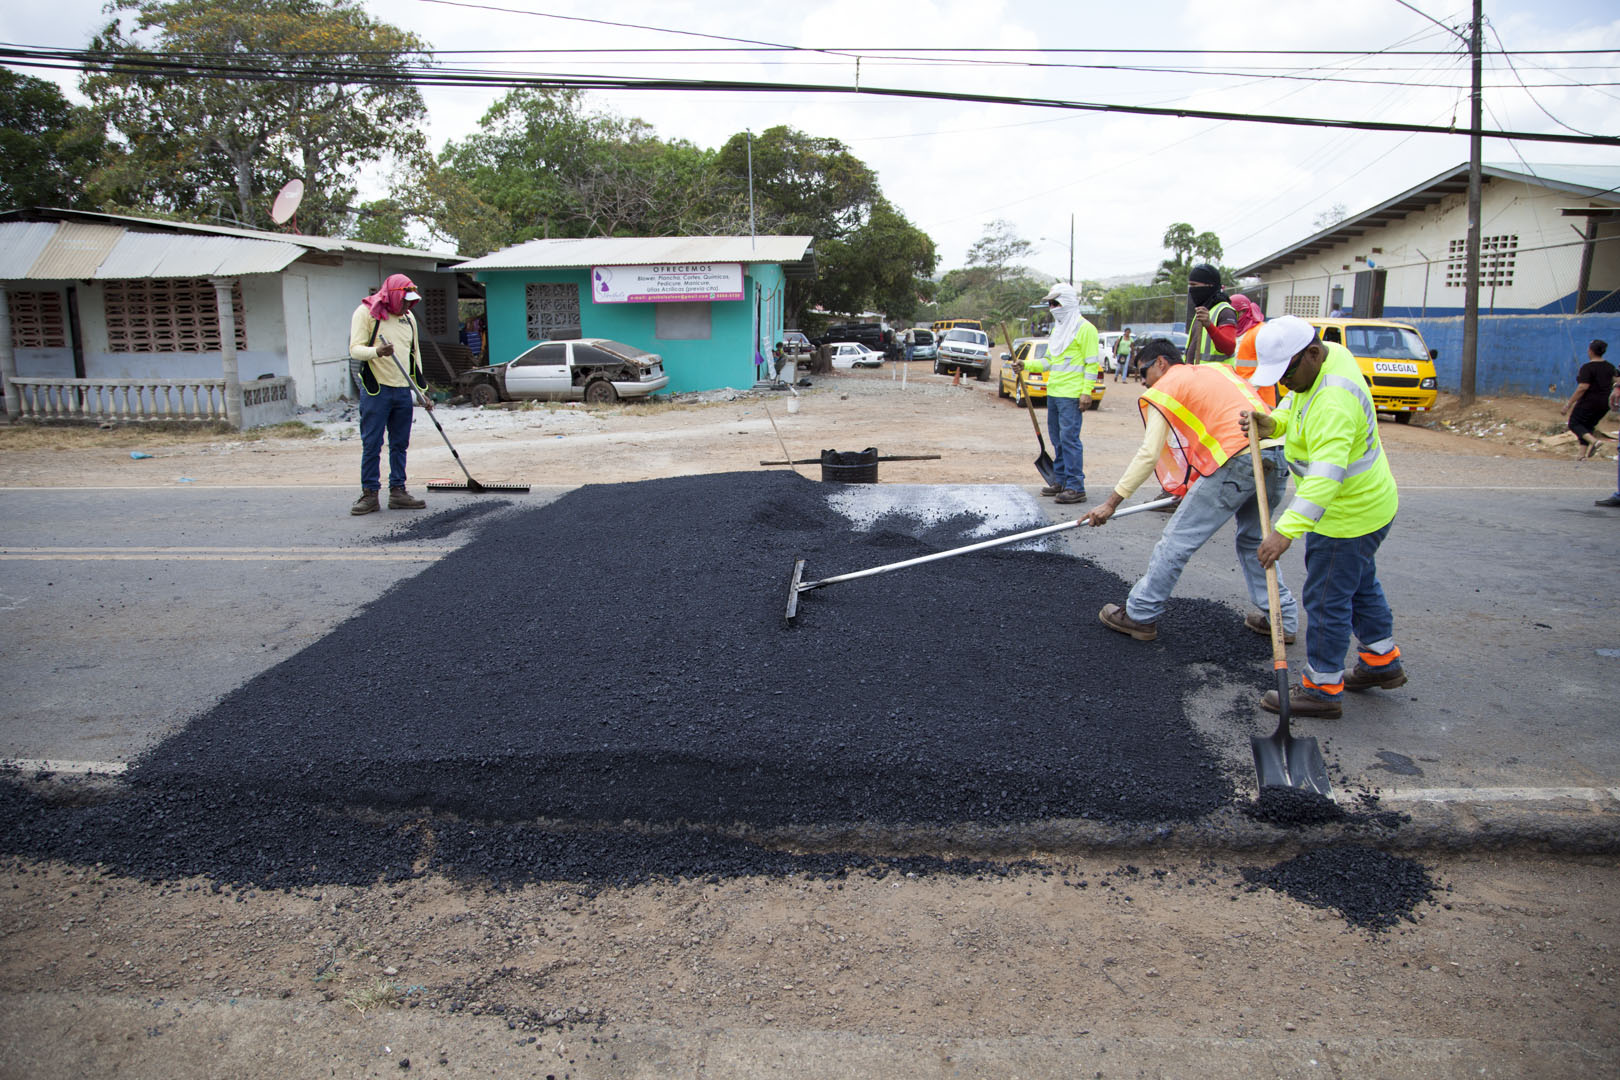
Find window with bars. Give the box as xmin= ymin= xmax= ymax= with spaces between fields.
xmin=104 ymin=279 xmax=246 ymax=353
xmin=525 ymin=282 xmax=581 ymax=339
xmin=1446 ymin=234 xmax=1517 ymax=288
xmin=7 ymin=289 xmax=67 ymax=348
xmin=1284 ymin=294 xmax=1322 ymax=318
xmin=419 ymin=286 xmax=449 ymax=335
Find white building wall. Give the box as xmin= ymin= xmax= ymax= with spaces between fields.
xmin=1258 ymin=177 xmax=1610 ymax=318
xmin=298 ymin=258 xmax=457 ymax=405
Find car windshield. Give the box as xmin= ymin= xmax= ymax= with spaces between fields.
xmin=1345 ymin=326 xmax=1428 ymax=361
xmin=944 ymin=329 xmax=988 ymax=345
xmin=913 ymin=331 xmax=933 ymax=344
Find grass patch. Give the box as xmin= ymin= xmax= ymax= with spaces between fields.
xmin=343 ymin=980 xmax=400 ymax=1014
xmin=238 ymin=421 xmax=322 ymax=441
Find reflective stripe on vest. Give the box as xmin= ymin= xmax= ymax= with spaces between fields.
xmin=1290 ymin=373 xmax=1384 ymax=479
xmin=1196 ymin=302 xmax=1234 ymax=362
xmin=1139 ymin=364 xmax=1270 ymax=497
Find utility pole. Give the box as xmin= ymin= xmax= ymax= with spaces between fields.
xmin=745 ymin=131 xmax=758 ymax=250
xmin=1459 ymin=0 xmax=1483 ymax=407
xmin=1069 ymin=213 xmax=1075 ymax=286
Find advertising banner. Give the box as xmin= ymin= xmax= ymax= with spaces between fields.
xmin=591 ymin=263 xmax=744 ymax=304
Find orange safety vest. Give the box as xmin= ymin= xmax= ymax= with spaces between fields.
xmin=1138 ymin=363 xmax=1271 ymax=497
xmin=1233 ymin=325 xmax=1278 ymax=407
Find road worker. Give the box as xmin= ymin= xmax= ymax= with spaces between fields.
xmin=1009 ymin=282 xmax=1099 ymax=504
xmin=1085 ymin=337 xmax=1298 ymax=644
xmin=1242 ymin=315 xmax=1406 ymax=720
xmin=1187 ymin=264 xmax=1237 ymax=366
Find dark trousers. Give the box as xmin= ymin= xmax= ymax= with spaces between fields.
xmin=360 ymin=384 xmax=414 ymax=491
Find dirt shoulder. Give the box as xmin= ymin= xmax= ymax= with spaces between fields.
xmin=2 ymin=366 xmax=1615 ymax=491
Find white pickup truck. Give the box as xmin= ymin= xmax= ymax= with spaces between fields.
xmin=935 ymin=327 xmax=992 ymax=380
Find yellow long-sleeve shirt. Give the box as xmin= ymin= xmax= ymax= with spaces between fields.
xmin=349 ymin=306 xmax=424 ymax=389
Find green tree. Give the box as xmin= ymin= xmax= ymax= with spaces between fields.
xmin=1161 ymin=222 xmax=1196 ymax=264
xmin=82 ymin=0 xmax=428 ymax=235
xmin=0 ymin=70 xmax=106 ymax=210
xmin=715 ymin=126 xmax=934 ymax=325
xmin=965 ymin=219 xmax=1034 ymax=283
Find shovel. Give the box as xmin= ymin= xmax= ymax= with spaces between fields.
xmin=1247 ymin=423 xmax=1330 ymax=795
xmin=1001 ymin=323 xmax=1058 ymax=486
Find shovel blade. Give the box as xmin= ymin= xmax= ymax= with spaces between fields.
xmin=1034 ymin=451 xmax=1058 ymax=486
xmin=1251 ymin=730 xmax=1332 ymax=795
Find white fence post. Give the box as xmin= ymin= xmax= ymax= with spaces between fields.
xmin=0 ymin=283 xmax=17 ymax=422
xmin=211 ymin=277 xmax=242 ymax=429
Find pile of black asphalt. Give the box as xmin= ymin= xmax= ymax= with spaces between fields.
xmin=1241 ymin=845 xmax=1444 ymax=932
xmin=4 ymin=470 xmax=1376 ymax=897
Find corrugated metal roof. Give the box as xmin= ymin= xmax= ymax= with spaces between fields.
xmin=0 ymin=208 xmax=461 ymax=264
xmin=98 ymin=232 xmax=304 ymax=279
xmin=0 ymin=222 xmax=62 ymax=277
xmin=25 ymin=222 xmax=125 ymax=279
xmin=459 ymin=235 xmax=815 ymax=271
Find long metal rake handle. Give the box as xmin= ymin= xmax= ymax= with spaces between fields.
xmin=800 ymin=497 xmax=1177 ymax=593
xmin=379 ymin=343 xmax=477 ymax=487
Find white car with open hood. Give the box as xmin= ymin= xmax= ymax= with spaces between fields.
xmin=456 ymin=339 xmax=670 ymax=405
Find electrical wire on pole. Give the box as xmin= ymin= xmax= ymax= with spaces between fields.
xmin=1461 ymin=0 xmax=1483 ymax=407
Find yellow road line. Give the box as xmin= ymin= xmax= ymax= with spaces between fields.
xmin=0 ymin=546 xmax=454 ymax=562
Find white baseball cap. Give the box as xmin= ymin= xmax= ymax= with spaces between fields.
xmin=404 ymin=289 xmax=422 ymax=302
xmin=1250 ymin=315 xmax=1319 ymax=387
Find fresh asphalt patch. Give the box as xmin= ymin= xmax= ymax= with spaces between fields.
xmin=0 ymin=472 xmax=1439 ymax=925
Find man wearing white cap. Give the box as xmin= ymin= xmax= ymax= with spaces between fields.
xmin=348 ymin=273 xmax=432 ymax=515
xmin=1009 ymin=283 xmax=1099 ymax=503
xmin=1240 ymin=315 xmax=1405 ymax=720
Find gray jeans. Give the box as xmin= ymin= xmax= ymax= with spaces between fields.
xmin=1125 ymin=447 xmax=1299 ymax=630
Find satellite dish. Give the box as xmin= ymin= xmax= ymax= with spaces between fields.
xmin=269 ymin=179 xmax=305 ymax=228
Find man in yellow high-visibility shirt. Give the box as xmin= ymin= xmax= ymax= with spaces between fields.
xmin=1241 ymin=316 xmax=1406 ymax=721
xmin=1010 ymin=283 xmax=1099 ymax=504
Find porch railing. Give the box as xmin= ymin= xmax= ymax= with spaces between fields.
xmin=7 ymin=376 xmax=297 ymax=429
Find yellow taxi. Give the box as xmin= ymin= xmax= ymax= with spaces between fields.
xmin=997 ymin=337 xmax=1106 ymax=409
xmin=1307 ymin=318 xmax=1439 ymax=423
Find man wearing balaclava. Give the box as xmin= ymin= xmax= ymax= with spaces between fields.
xmin=348 ymin=273 xmax=432 ymax=516
xmin=1010 ymin=283 xmax=1100 ymax=503
xmin=1187 ymin=264 xmax=1237 ymax=366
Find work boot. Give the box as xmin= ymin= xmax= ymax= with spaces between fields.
xmin=350 ymin=489 xmax=379 ymax=516
xmin=388 ymin=486 xmax=426 ymax=510
xmin=1244 ymin=611 xmax=1296 ymax=645
xmin=1343 ymin=660 xmax=1408 ymax=692
xmin=1260 ymin=684 xmax=1342 ymax=720
xmin=1596 ymin=494 xmax=1620 ymax=507
xmin=1054 ymin=488 xmax=1088 ymax=504
xmin=1040 ymin=483 xmax=1064 ymax=497
xmin=1099 ymin=602 xmax=1157 ymax=642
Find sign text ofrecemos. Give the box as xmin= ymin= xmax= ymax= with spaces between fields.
xmin=591 ymin=263 xmax=744 ymax=304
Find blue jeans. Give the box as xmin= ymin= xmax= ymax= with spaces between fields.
xmin=1125 ymin=447 xmax=1299 ymax=629
xmin=359 ymin=384 xmax=415 ymax=491
xmin=1302 ymin=521 xmax=1396 ymax=688
xmin=1046 ymin=395 xmax=1086 ymax=492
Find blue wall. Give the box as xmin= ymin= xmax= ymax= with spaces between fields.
xmin=1405 ymin=313 xmax=1620 ymax=398
xmin=478 ymin=264 xmax=787 ymax=394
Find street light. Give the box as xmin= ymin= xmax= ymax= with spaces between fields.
xmin=1039 ymin=213 xmax=1075 ymax=285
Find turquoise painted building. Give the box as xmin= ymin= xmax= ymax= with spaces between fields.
xmin=458 ymin=236 xmax=815 ymax=394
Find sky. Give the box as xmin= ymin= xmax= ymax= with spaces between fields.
xmin=3 ymin=0 xmax=1618 ymax=281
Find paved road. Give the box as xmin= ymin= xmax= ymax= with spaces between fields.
xmin=2 ymin=481 xmax=1614 ymax=833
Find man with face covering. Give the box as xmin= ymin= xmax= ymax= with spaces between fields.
xmin=1009 ymin=283 xmax=1099 ymax=503
xmin=348 ymin=273 xmax=432 ymax=516
xmin=1187 ymin=264 xmax=1237 ymax=366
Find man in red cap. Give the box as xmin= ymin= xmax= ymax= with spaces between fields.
xmin=348 ymin=273 xmax=432 ymax=515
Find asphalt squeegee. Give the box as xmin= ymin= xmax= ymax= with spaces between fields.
xmin=784 ymin=496 xmax=1177 ymax=625
xmin=375 ymin=340 xmax=530 ymax=494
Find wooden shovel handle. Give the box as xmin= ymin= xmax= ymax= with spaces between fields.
xmin=1248 ymin=421 xmax=1288 ymax=668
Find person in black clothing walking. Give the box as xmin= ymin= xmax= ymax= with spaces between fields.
xmin=1563 ymin=339 xmax=1615 ymax=461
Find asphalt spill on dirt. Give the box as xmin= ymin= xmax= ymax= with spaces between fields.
xmin=1247 ymin=786 xmax=1409 ymax=831
xmin=1241 ymin=845 xmax=1444 ymax=932
xmin=2 ymin=470 xmax=1392 ymax=902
